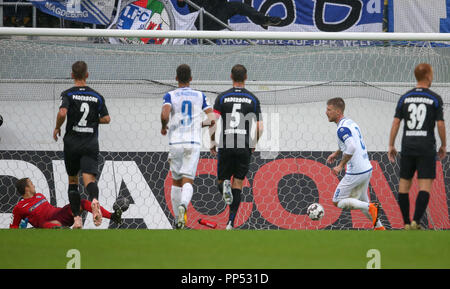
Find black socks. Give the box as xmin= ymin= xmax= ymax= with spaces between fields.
xmin=398 ymin=191 xmax=430 ymax=225
xmin=68 ymin=184 xmax=81 ymax=217
xmin=398 ymin=193 xmax=410 ymax=225
xmin=86 ymin=182 xmax=99 ymax=201
xmin=229 ymin=188 xmax=242 ymax=227
xmin=413 ymin=191 xmax=430 ymax=224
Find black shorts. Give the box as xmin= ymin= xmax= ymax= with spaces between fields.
xmin=63 ymin=135 xmax=99 ymax=176
xmin=400 ymin=154 xmax=437 ymax=179
xmin=217 ymin=148 xmax=252 ymax=181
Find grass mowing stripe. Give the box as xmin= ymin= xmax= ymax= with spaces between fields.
xmin=0 ymin=230 xmax=448 ymax=269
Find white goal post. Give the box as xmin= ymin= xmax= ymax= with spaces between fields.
xmin=1 ymin=27 xmax=450 ymax=41
xmin=0 ymin=28 xmax=449 ymax=231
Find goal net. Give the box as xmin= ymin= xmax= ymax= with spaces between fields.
xmin=0 ymin=33 xmax=449 ymax=230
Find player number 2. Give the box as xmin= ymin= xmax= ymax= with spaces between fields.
xmin=407 ymin=103 xmax=426 ymax=130
xmin=78 ymin=102 xmax=89 ymax=127
xmin=354 ymin=126 xmax=366 ymax=150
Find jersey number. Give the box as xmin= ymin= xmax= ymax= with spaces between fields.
xmin=229 ymin=103 xmax=242 ymax=128
xmin=354 ymin=126 xmax=366 ymax=150
xmin=78 ymin=102 xmax=89 ymax=127
xmin=407 ymin=103 xmax=427 ymax=130
xmin=181 ymin=100 xmax=192 ymax=126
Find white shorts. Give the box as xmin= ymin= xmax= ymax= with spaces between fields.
xmin=332 ymin=170 xmax=372 ymax=203
xmin=168 ymin=145 xmax=201 ymax=180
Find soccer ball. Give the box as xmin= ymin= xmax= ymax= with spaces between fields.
xmin=307 ymin=203 xmax=324 ymax=221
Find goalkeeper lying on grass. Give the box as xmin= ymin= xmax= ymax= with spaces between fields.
xmin=9 ymin=178 xmax=128 ymax=229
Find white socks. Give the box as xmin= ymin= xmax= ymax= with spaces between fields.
xmin=337 ymin=198 xmax=383 ymax=228
xmin=172 ymin=183 xmax=194 ymax=219
xmin=171 ymin=185 xmax=182 ymax=219
xmin=181 ymin=183 xmax=193 ymax=209
xmin=337 ymin=198 xmax=369 ymax=211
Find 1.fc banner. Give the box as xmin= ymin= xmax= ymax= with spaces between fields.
xmin=172 ymin=0 xmax=384 ymax=32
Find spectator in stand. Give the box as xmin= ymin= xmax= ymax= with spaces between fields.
xmin=176 ymin=0 xmax=282 ymax=30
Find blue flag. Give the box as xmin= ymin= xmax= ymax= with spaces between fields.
xmin=28 ymin=0 xmax=115 ymax=25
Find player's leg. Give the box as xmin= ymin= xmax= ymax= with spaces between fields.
xmin=48 ymin=205 xmax=76 ymax=228
xmin=79 ymin=199 xmax=128 ymax=226
xmin=217 ymin=149 xmax=233 ymax=205
xmin=333 ymin=173 xmax=380 ymax=228
xmin=412 ymin=179 xmax=432 ymax=229
xmin=171 ymin=179 xmax=183 ymax=221
xmin=80 ymin=150 xmax=102 ymax=227
xmin=357 ymin=174 xmax=384 ymax=230
xmin=168 ymin=146 xmax=184 ymax=228
xmin=226 ymin=149 xmax=251 ymax=230
xmin=42 ymin=220 xmax=63 ymax=229
xmin=82 ymin=172 xmax=102 ymax=226
xmin=227 ymin=178 xmax=244 ymax=230
xmin=174 ymin=178 xmax=193 ymax=229
xmin=411 ymin=155 xmax=436 ymax=230
xmin=80 ymin=199 xmax=111 ymax=219
xmin=175 ymin=147 xmax=201 ymax=229
xmin=397 ymin=154 xmax=416 ymax=229
xmin=398 ymin=178 xmax=413 ymax=229
xmin=64 ymin=147 xmax=82 ymax=229
xmin=172 ymin=179 xmax=183 ymax=227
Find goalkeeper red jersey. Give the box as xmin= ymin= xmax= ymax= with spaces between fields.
xmin=10 ymin=193 xmax=58 ymax=228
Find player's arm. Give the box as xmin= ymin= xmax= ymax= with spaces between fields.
xmin=201 ymin=93 xmax=215 ymax=128
xmin=53 ymin=107 xmax=67 ymax=141
xmin=202 ymin=108 xmax=216 ymax=128
xmin=210 ymin=96 xmax=223 ymax=155
xmin=54 ymin=92 xmax=70 ymax=141
xmin=161 ymin=93 xmax=172 ymax=136
xmin=333 ymin=137 xmax=356 ymax=176
xmin=437 ymin=120 xmax=447 ymax=160
xmin=331 ymin=126 xmax=355 ymax=175
xmin=436 ymin=98 xmax=446 ymax=160
xmin=161 ymin=104 xmax=171 ymax=136
xmin=388 ymin=117 xmax=401 ymax=163
xmin=326 ymin=149 xmax=341 ymax=164
xmin=9 ymin=207 xmax=23 ymax=229
xmin=99 ymin=115 xmax=110 ymax=124
xmin=252 ymin=97 xmax=264 ymax=152
xmin=256 ymin=120 xmax=263 ymax=143
xmin=98 ymin=96 xmax=111 ymax=124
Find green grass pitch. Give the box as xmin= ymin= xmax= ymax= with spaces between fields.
xmin=0 ymin=229 xmax=449 ymax=269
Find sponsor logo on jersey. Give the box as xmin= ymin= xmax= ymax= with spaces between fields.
xmin=404 ymin=97 xmax=435 ymax=105
xmin=224 ymin=97 xmax=252 ymax=104
xmin=72 ymin=94 xmax=98 ymax=103
xmin=29 ymin=199 xmax=47 ymax=212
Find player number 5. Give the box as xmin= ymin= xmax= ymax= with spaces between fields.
xmin=230 ymin=103 xmax=242 ymax=128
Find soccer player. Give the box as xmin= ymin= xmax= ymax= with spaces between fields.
xmin=326 ymin=97 xmax=384 ymax=230
xmin=9 ymin=178 xmax=126 ymax=229
xmin=53 ymin=61 xmax=110 ymax=229
xmin=161 ymin=64 xmax=215 ymax=229
xmin=388 ymin=63 xmax=446 ymax=230
xmin=211 ymin=64 xmax=263 ymax=230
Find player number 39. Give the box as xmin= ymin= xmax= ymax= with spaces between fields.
xmin=407 ymin=103 xmax=427 ymax=130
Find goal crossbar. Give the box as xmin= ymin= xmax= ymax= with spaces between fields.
xmin=1 ymin=27 xmax=450 ymax=41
